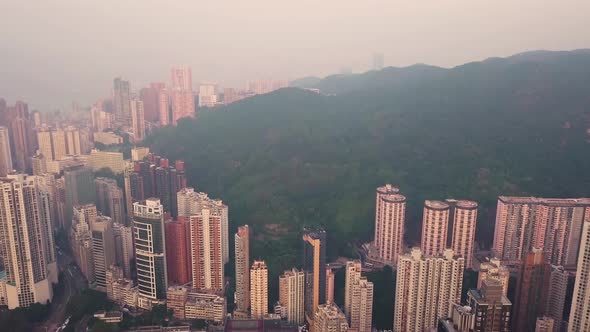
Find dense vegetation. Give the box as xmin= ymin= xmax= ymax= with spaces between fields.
xmin=146 ymin=50 xmax=590 ymax=307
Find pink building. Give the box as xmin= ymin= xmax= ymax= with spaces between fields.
xmin=140 ymin=83 xmax=165 ymax=122
xmin=421 ymin=200 xmax=450 ymax=257
xmin=169 ymin=67 xmax=195 ymax=124
xmin=171 ymin=66 xmax=193 ymax=91
xmin=373 ymin=184 xmax=406 ymax=264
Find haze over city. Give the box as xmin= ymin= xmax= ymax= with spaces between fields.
xmin=2 ymin=0 xmax=590 ymax=110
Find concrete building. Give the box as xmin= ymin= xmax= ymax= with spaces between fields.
xmin=165 ymin=218 xmax=191 ymax=285
xmin=133 ymin=199 xmax=168 ymax=300
xmin=184 ymin=289 xmax=226 ymax=322
xmin=7 ymin=101 xmax=35 ymax=172
xmin=451 ymin=304 xmax=475 ymax=332
xmin=278 ymin=268 xmax=305 ymax=325
xmin=545 ymin=265 xmax=569 ymax=328
xmin=446 ymin=199 xmax=478 ymax=268
xmin=140 ymin=83 xmax=165 ymax=123
xmin=373 ymin=184 xmax=406 ymax=265
xmin=93 ymin=131 xmax=124 ymax=145
xmin=95 ymin=177 xmax=124 ymax=224
xmin=513 ymin=248 xmax=551 ymax=332
xmin=132 ymin=147 xmax=150 ymax=161
xmin=106 ymin=265 xmax=138 ymax=308
xmin=568 ymin=217 xmax=590 ymax=331
xmin=170 ymin=67 xmax=195 ymax=124
xmin=313 ymin=303 xmax=349 ymax=332
xmin=326 ymin=269 xmax=334 ymax=304
xmin=64 ymin=165 xmax=96 ymax=230
xmin=0 ymin=126 xmax=13 ymax=176
xmin=493 ymin=196 xmax=590 ymax=268
xmin=477 ymin=257 xmax=510 ymax=296
xmin=177 ymin=188 xmax=229 ymax=264
xmin=394 ymin=248 xmax=464 ymax=332
xmin=247 ymin=80 xmax=289 ymax=95
xmin=302 ymin=228 xmax=327 ymax=327
xmin=250 ymin=260 xmax=268 ymax=319
xmin=235 ymin=225 xmax=250 ymax=315
xmin=131 ymin=99 xmax=146 ymax=142
xmin=535 ymin=317 xmax=556 ymax=332
xmin=113 ymin=222 xmax=134 ymax=279
xmin=198 ymin=83 xmax=219 ymax=107
xmin=467 ymin=278 xmax=512 ymax=332
xmin=88 ymin=149 xmax=125 ymax=174
xmin=189 ymin=208 xmax=224 ymax=291
xmin=421 ymin=200 xmax=450 ymax=257
xmin=90 ymin=216 xmax=116 ymax=292
xmin=114 ymin=77 xmax=132 ymax=126
xmin=344 ymin=260 xmax=373 ymax=332
xmin=31 ymin=153 xmax=46 ymax=175
xmin=71 ymin=204 xmax=97 ymax=283
xmin=0 ymin=174 xmax=57 ymax=308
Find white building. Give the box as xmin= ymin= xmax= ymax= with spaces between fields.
xmin=279 ymin=268 xmax=305 ymax=325
xmin=250 ymin=260 xmax=268 ymax=319
xmin=344 ymin=260 xmax=373 ymax=332
xmin=373 ymin=184 xmax=406 ymax=265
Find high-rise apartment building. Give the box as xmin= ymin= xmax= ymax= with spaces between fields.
xmin=303 ymin=228 xmax=327 ymax=326
xmin=279 ymin=268 xmax=305 ymax=325
xmin=198 ymin=83 xmax=218 ymax=107
xmin=95 ymin=177 xmax=124 ymax=224
xmin=158 ymin=89 xmax=171 ymax=126
xmin=235 ymin=225 xmax=250 ymax=314
xmin=250 ymin=260 xmax=268 ymax=319
xmin=133 ymin=199 xmax=168 ymax=300
xmin=545 ymin=265 xmax=569 ymax=329
xmin=373 ymin=184 xmax=405 ymax=264
xmin=477 ymin=257 xmax=510 ymax=296
xmin=90 ymin=216 xmax=116 ymax=292
xmin=394 ymin=248 xmax=464 ymax=332
xmin=513 ymin=248 xmax=551 ymax=332
xmin=247 ymin=80 xmax=289 ymax=95
xmin=493 ymin=196 xmax=590 ymax=267
xmin=0 ymin=174 xmax=57 ymax=309
xmin=64 ymin=165 xmax=96 ymax=230
xmin=140 ymin=83 xmax=165 ymax=122
xmin=568 ymin=218 xmax=590 ymax=331
xmin=7 ymin=101 xmax=35 ymax=172
xmin=177 ymin=188 xmax=228 ymax=263
xmin=0 ymin=126 xmax=13 ymax=176
xmin=189 ymin=208 xmax=224 ymax=291
xmin=326 ymin=269 xmax=334 ymax=304
xmin=71 ymin=204 xmax=98 ymax=283
xmin=314 ymin=303 xmax=349 ymax=332
xmin=113 ymin=222 xmax=134 ymax=279
xmin=344 ymin=260 xmax=362 ymax=318
xmin=170 ymin=67 xmax=195 ymax=124
xmin=446 ymin=199 xmax=478 ymax=268
xmin=113 ymin=78 xmax=131 ymax=126
xmin=131 ymin=99 xmax=145 ymax=142
xmin=344 ymin=260 xmax=373 ymax=332
xmin=64 ymin=126 xmax=81 ymax=155
xmin=165 ymin=218 xmax=191 ymax=285
xmin=467 ymin=278 xmax=512 ymax=332
xmin=421 ymin=200 xmax=450 ymax=257
xmin=171 ymin=67 xmax=193 ymax=90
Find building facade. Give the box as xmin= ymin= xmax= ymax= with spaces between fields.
xmin=513 ymin=248 xmax=551 ymax=332
xmin=302 ymin=228 xmax=327 ymax=326
xmin=189 ymin=208 xmax=224 ymax=291
xmin=279 ymin=268 xmax=305 ymax=325
xmin=165 ymin=218 xmax=191 ymax=285
xmin=250 ymin=260 xmax=268 ymax=319
xmin=235 ymin=225 xmax=250 ymax=314
xmin=373 ymin=184 xmax=405 ymax=264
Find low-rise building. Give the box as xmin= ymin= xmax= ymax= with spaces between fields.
xmin=94 ymin=310 xmax=123 ymax=323
xmin=166 ymin=286 xmax=227 ymax=322
xmin=94 ymin=131 xmax=124 ymax=145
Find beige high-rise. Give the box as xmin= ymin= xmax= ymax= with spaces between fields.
xmin=90 ymin=216 xmax=116 ymax=292
xmin=345 ymin=260 xmax=373 ymax=332
xmin=373 ymin=184 xmax=406 ymax=264
xmin=344 ymin=260 xmax=362 ymax=318
xmin=477 ymin=258 xmax=510 ymax=296
xmin=234 ymin=225 xmax=250 ymax=314
xmin=446 ymin=199 xmax=478 ymax=268
xmin=421 ymin=200 xmax=450 ymax=257
xmin=250 ymin=260 xmax=268 ymax=319
xmin=131 ymin=99 xmax=145 ymax=142
xmin=568 ymin=218 xmax=590 ymax=331
xmin=0 ymin=127 xmax=13 ymax=176
xmin=314 ymin=303 xmax=349 ymax=332
xmin=394 ymin=248 xmax=464 ymax=332
xmin=189 ymin=208 xmax=224 ymax=291
xmin=326 ymin=268 xmax=334 ymax=304
xmin=545 ymin=265 xmax=569 ymax=327
xmin=279 ymin=268 xmax=305 ymax=325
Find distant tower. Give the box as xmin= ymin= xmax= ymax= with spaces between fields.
xmin=250 ymin=260 xmax=268 ymax=319
xmin=90 ymin=216 xmax=116 ymax=292
xmin=513 ymin=248 xmax=551 ymax=332
xmin=131 ymin=99 xmax=145 ymax=142
xmin=303 ymin=228 xmax=327 ymax=326
xmin=64 ymin=166 xmax=96 ymax=230
xmin=234 ymin=225 xmax=250 ymax=314
xmin=189 ymin=208 xmax=224 ymax=291
xmin=373 ymin=184 xmax=405 ymax=265
xmin=446 ymin=199 xmax=478 ymax=268
xmin=8 ymin=101 xmax=35 ymax=172
xmin=345 ymin=260 xmax=373 ymax=332
xmin=326 ymin=268 xmax=335 ymax=304
xmin=165 ymin=218 xmax=191 ymax=285
xmin=133 ymin=198 xmax=167 ymax=300
xmin=0 ymin=126 xmax=13 ymax=176
xmin=279 ymin=268 xmax=305 ymax=325
xmin=545 ymin=265 xmax=569 ymax=328
xmin=113 ymin=78 xmax=131 ymax=126
xmin=94 ymin=177 xmax=124 ymax=225
xmin=421 ymin=200 xmax=450 ymax=257
xmin=569 ymin=218 xmax=590 ymax=331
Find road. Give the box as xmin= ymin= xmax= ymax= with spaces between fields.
xmin=36 ymin=246 xmax=88 ymax=332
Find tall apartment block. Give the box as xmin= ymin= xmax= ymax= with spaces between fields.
xmin=0 ymin=126 xmax=13 ymax=176
xmin=326 ymin=268 xmax=334 ymax=304
xmin=545 ymin=265 xmax=570 ymax=329
xmin=71 ymin=204 xmax=97 ymax=283
xmin=189 ymin=208 xmax=224 ymax=291
xmin=0 ymin=174 xmax=57 ymax=309
xmin=513 ymin=248 xmax=551 ymax=332
xmin=313 ymin=303 xmax=349 ymax=332
xmin=373 ymin=184 xmax=405 ymax=265
xmin=133 ymin=199 xmax=168 ymax=300
xmin=113 ymin=77 xmax=132 ymax=126
xmin=250 ymin=260 xmax=268 ymax=319
xmin=95 ymin=177 xmax=124 ymax=225
xmin=165 ymin=217 xmax=191 ymax=285
xmin=177 ymin=188 xmax=228 ymax=264
xmin=421 ymin=200 xmax=450 ymax=257
xmin=113 ymin=222 xmax=134 ymax=279
xmin=467 ymin=278 xmax=512 ymax=332
xmin=279 ymin=268 xmax=305 ymax=325
xmin=130 ymin=99 xmax=145 ymax=142
xmin=234 ymin=225 xmax=250 ymax=315
xmin=170 ymin=67 xmax=195 ymax=124
xmin=303 ymin=228 xmax=327 ymax=327
xmin=477 ymin=257 xmax=510 ymax=296
xmin=493 ymin=196 xmax=590 ymax=268
xmin=394 ymin=248 xmax=464 ymax=332
xmin=64 ymin=165 xmax=96 ymax=230
xmin=140 ymin=83 xmax=165 ymax=123
xmin=7 ymin=101 xmax=35 ymax=172
xmin=568 ymin=217 xmax=590 ymax=331
xmin=344 ymin=261 xmax=373 ymax=332
xmin=90 ymin=216 xmax=116 ymax=292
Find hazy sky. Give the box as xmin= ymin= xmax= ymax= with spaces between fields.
xmin=1 ymin=1 xmax=589 ymax=110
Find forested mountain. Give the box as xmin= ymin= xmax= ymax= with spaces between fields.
xmin=146 ymin=50 xmax=590 ymax=280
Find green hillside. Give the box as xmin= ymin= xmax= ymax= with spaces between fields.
xmin=146 ymin=50 xmax=590 ymax=283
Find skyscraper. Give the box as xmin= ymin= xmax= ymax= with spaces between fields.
xmin=394 ymin=248 xmax=464 ymax=332
xmin=0 ymin=126 xmax=12 ymax=176
xmin=493 ymin=196 xmax=590 ymax=267
xmin=140 ymin=83 xmax=165 ymax=122
xmin=64 ymin=165 xmax=96 ymax=230
xmin=95 ymin=177 xmax=124 ymax=225
xmin=8 ymin=101 xmax=35 ymax=172
xmin=131 ymin=99 xmax=145 ymax=142
xmin=568 ymin=218 xmax=590 ymax=331
xmin=513 ymin=248 xmax=551 ymax=332
xmin=133 ymin=198 xmax=167 ymax=300
xmin=165 ymin=218 xmax=191 ymax=285
xmin=189 ymin=208 xmax=224 ymax=291
xmin=446 ymin=199 xmax=478 ymax=268
xmin=113 ymin=78 xmax=131 ymax=126
xmin=421 ymin=200 xmax=450 ymax=257
xmin=234 ymin=225 xmax=250 ymax=315
xmin=344 ymin=261 xmax=373 ymax=332
xmin=314 ymin=303 xmax=349 ymax=332
xmin=113 ymin=222 xmax=134 ymax=279
xmin=545 ymin=265 xmax=569 ymax=328
xmin=303 ymin=228 xmax=326 ymax=326
xmin=51 ymin=129 xmax=67 ymax=160
xmin=279 ymin=268 xmax=305 ymax=325
xmin=250 ymin=260 xmax=268 ymax=319
xmin=170 ymin=67 xmax=195 ymax=124
xmin=177 ymin=188 xmax=228 ymax=263
xmin=373 ymin=184 xmax=405 ymax=264
xmin=467 ymin=278 xmax=512 ymax=332
xmin=71 ymin=206 xmax=95 ymax=283
xmin=90 ymin=216 xmax=116 ymax=292
xmin=171 ymin=66 xmax=193 ymax=90
xmin=326 ymin=268 xmax=334 ymax=304
xmin=0 ymin=174 xmax=57 ymax=309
